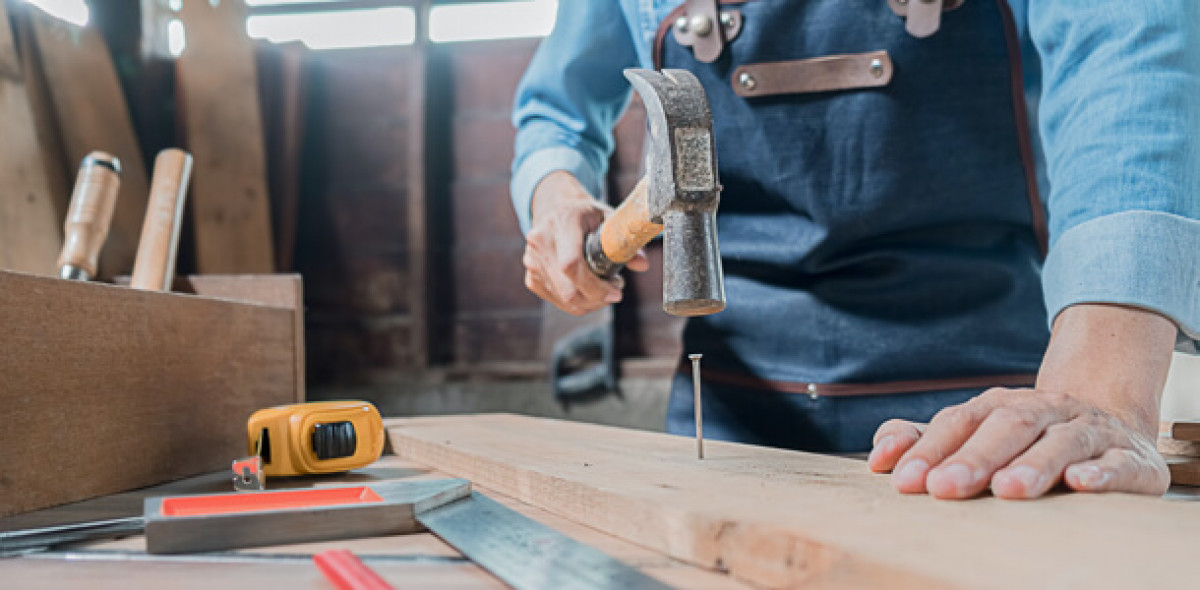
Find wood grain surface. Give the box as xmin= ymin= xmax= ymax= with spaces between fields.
xmin=130 ymin=149 xmax=192 ymax=291
xmin=0 ymin=270 xmax=300 ymax=516
xmin=0 ymin=2 xmax=61 ymax=276
xmin=177 ymin=0 xmax=275 ymax=274
xmin=1162 ymin=421 xmax=1200 ymax=442
xmin=388 ymin=414 xmax=1200 ymax=590
xmin=181 ymin=274 xmax=306 ymax=403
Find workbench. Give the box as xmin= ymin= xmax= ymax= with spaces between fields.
xmin=2 ymin=414 xmax=1198 ymax=589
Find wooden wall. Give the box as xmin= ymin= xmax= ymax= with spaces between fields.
xmin=290 ymin=38 xmax=681 ymax=387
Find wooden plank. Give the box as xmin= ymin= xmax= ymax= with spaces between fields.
xmin=1166 ymin=456 xmax=1200 ymax=487
xmin=259 ymin=42 xmax=307 ymax=272
xmin=406 ymin=2 xmax=430 ymax=367
xmin=28 ymin=11 xmax=151 ymax=279
xmin=0 ymin=2 xmax=60 ymax=276
xmin=0 ymin=0 xmax=16 ymax=78
xmin=1162 ymin=421 xmax=1200 ymax=442
xmin=0 ymin=269 xmax=299 ymax=517
xmin=177 ymin=0 xmax=275 ymax=274
xmin=11 ymin=4 xmax=70 ymax=221
xmin=387 ymin=414 xmax=1200 ymax=590
xmin=1159 ymin=436 xmax=1200 ymax=457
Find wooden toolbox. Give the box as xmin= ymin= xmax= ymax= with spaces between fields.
xmin=0 ymin=269 xmax=304 ymax=517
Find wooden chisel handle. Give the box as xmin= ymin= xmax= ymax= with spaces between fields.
xmin=131 ymin=149 xmax=193 ymax=291
xmin=58 ymin=152 xmax=121 ymax=281
xmin=584 ymin=177 xmax=662 ymax=278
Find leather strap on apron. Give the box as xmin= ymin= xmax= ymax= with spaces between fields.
xmin=888 ymin=0 xmax=966 ymax=38
xmin=732 ymin=51 xmax=895 ymax=97
xmin=690 ymin=363 xmax=1037 ymax=399
xmin=671 ymin=0 xmax=729 ymax=62
xmin=666 ymin=0 xmax=745 ymax=64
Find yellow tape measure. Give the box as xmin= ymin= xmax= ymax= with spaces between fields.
xmin=234 ymin=401 xmax=385 ymax=490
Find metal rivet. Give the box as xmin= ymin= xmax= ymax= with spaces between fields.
xmin=870 ymin=58 xmax=884 ymax=78
xmin=807 ymin=383 xmax=819 ymax=400
xmin=674 ymin=16 xmax=689 ymax=33
xmin=719 ymin=12 xmax=735 ymax=29
xmin=738 ymin=72 xmax=756 ymax=91
xmin=689 ymin=14 xmax=713 ymax=37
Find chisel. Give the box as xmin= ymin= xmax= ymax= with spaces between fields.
xmin=57 ymin=152 xmax=121 ymax=281
xmin=130 ymin=149 xmax=192 ymax=291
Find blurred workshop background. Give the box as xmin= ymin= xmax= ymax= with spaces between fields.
xmin=3 ymin=0 xmax=676 ymax=429
xmin=3 ymin=0 xmax=1195 ymax=430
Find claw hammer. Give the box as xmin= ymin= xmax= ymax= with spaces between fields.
xmin=584 ymin=69 xmax=725 ymax=317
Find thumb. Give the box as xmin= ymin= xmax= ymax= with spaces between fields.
xmin=626 ymin=250 xmax=651 ymax=272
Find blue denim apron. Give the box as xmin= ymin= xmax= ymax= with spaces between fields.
xmin=657 ymin=0 xmax=1050 ymax=452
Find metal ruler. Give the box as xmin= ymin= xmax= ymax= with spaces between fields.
xmin=0 ymin=517 xmax=144 ymax=557
xmin=418 ymin=492 xmax=671 ymax=590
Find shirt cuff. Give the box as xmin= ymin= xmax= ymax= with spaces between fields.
xmin=1043 ymin=211 xmax=1200 ymax=354
xmin=510 ymin=147 xmax=604 ymax=234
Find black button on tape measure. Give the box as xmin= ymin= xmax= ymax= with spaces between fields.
xmin=311 ymin=421 xmax=357 ymax=460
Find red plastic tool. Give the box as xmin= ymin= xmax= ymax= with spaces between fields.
xmin=314 ymin=549 xmax=396 ymax=590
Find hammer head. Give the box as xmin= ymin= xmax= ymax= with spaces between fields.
xmin=625 ymin=68 xmax=725 ymax=317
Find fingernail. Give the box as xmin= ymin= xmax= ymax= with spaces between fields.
xmin=894 ymin=459 xmax=928 ymax=488
xmin=1002 ymin=466 xmax=1044 ymax=495
xmin=933 ymin=463 xmax=973 ymax=490
xmin=868 ymin=436 xmax=894 ymax=464
xmin=1068 ymin=465 xmax=1109 ymax=489
xmin=604 ymin=292 xmax=622 ymax=303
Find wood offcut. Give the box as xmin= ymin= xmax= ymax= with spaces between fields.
xmin=177 ymin=0 xmax=276 ymax=274
xmin=0 ymin=2 xmax=61 ymax=276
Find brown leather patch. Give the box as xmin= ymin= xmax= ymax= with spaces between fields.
xmin=678 ymin=0 xmax=725 ymax=63
xmin=731 ymin=51 xmax=894 ymax=98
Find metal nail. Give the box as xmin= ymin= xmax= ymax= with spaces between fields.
xmin=870 ymin=58 xmax=884 ymax=78
xmin=807 ymin=383 xmax=819 ymax=401
xmin=689 ymin=354 xmax=704 ymax=460
xmin=719 ymin=12 xmax=735 ymax=29
xmin=674 ymin=16 xmax=689 ymax=33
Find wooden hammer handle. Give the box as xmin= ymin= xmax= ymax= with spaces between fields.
xmin=588 ymin=178 xmax=662 ymax=277
xmin=131 ymin=149 xmax=193 ymax=291
xmin=57 ymin=152 xmax=121 ymax=280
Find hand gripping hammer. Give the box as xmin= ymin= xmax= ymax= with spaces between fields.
xmin=584 ymin=69 xmax=726 ymax=317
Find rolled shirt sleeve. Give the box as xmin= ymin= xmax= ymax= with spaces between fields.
xmin=1030 ymin=0 xmax=1200 ymax=352
xmin=510 ymin=1 xmax=640 ymax=234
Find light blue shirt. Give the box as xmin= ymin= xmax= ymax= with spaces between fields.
xmin=511 ymin=0 xmax=1200 ymax=352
